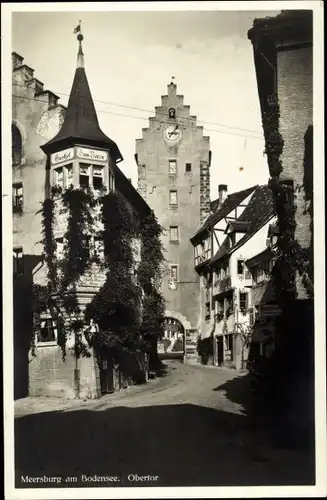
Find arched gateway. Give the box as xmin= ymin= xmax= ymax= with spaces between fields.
xmin=157 ymin=311 xmax=191 ymax=360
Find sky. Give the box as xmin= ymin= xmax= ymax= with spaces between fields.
xmin=12 ymin=8 xmax=282 ymax=199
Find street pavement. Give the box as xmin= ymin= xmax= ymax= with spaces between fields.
xmin=14 ymin=361 xmax=315 ymax=488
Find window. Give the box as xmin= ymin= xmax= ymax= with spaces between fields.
xmin=249 ymin=307 xmax=258 ymax=326
xmin=169 ymin=190 xmax=178 ymax=206
xmin=226 ymin=296 xmax=233 ymax=316
xmin=204 ymin=237 xmax=211 ymax=261
xmin=237 ymin=259 xmax=251 ymax=279
xmin=82 ymin=236 xmax=91 ymax=260
xmin=65 ymin=164 xmax=73 ymax=186
xmin=168 ymin=108 xmax=176 ymax=119
xmin=225 ymin=334 xmax=233 ymax=352
xmin=239 ymin=292 xmax=248 ymax=313
xmin=168 ymin=160 xmax=177 ymax=175
xmin=93 ymin=166 xmax=104 ymax=191
xmin=170 ymin=265 xmax=178 ymax=280
xmin=12 ymin=124 xmax=22 ymax=166
xmin=169 ymin=226 xmax=179 ymax=241
xmin=205 ymin=302 xmax=211 ymax=319
xmin=79 ymin=164 xmax=90 ymax=188
xmin=38 ymin=318 xmax=57 ymax=343
xmin=12 ymin=182 xmax=23 ymax=213
xmin=54 ymin=167 xmax=64 ymax=187
xmin=93 ymin=236 xmax=104 ymax=260
xmin=237 ymin=259 xmax=244 ymax=275
xmin=13 ymin=247 xmax=23 ymax=275
xmin=109 ymin=169 xmax=115 ymax=191
xmin=185 ymin=163 xmax=192 ymax=173
xmin=55 ymin=237 xmax=64 ymax=260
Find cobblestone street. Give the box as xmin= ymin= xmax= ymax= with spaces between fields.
xmin=15 ymin=361 xmax=315 ymax=488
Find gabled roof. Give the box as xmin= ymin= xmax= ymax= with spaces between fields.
xmin=210 ymin=185 xmax=275 ymax=265
xmin=190 ymin=185 xmax=257 ymax=244
xmin=41 ymin=41 xmax=123 ymax=162
xmin=245 ymin=247 xmax=273 ymax=269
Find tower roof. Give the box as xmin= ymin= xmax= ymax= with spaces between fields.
xmin=41 ymin=31 xmax=123 ymax=162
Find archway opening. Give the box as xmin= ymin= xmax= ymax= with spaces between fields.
xmin=12 ymin=124 xmax=22 ymax=166
xmin=158 ymin=317 xmax=185 ymax=356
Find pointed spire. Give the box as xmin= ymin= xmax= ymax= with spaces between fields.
xmin=41 ymin=22 xmax=123 ymax=162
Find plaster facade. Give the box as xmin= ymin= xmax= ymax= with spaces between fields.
xmin=135 ymin=82 xmax=211 ymax=332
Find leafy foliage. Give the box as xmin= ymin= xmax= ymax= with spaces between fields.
xmin=138 ymin=211 xmax=166 ymax=368
xmin=85 ymin=191 xmax=141 ymax=358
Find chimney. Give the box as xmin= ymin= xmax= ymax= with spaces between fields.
xmin=218 ymin=184 xmax=228 ymax=204
xmin=12 ymin=52 xmax=24 ymax=70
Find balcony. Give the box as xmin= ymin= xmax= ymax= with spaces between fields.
xmin=213 ymin=275 xmax=232 ymax=295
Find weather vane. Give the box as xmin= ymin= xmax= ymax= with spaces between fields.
xmin=74 ymin=21 xmax=84 ymax=68
xmin=73 ymin=20 xmax=83 ymax=41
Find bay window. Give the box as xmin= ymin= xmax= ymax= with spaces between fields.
xmin=54 ymin=167 xmax=64 ymax=187
xmin=79 ymin=163 xmax=90 ymax=188
xmin=92 ymin=166 xmax=104 ymax=191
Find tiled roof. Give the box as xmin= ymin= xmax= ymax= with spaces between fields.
xmin=248 ymin=10 xmax=312 ymax=42
xmin=41 ymin=67 xmax=123 ymax=162
xmin=191 ymin=185 xmax=257 ymax=243
xmin=245 ymin=247 xmax=273 ymax=269
xmin=210 ymin=185 xmax=275 ymax=265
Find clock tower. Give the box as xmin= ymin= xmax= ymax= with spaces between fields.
xmin=135 ymin=79 xmax=211 ymax=338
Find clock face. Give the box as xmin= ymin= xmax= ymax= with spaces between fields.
xmin=163 ymin=125 xmax=182 ymax=144
xmin=168 ymin=278 xmax=178 ymax=291
xmin=36 ymin=108 xmax=64 ymax=140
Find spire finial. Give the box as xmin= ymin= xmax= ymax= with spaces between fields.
xmin=73 ymin=20 xmax=84 ymax=68
xmin=170 ymin=76 xmax=175 ymax=85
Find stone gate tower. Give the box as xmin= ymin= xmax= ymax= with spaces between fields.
xmin=135 ymin=79 xmax=211 ymax=334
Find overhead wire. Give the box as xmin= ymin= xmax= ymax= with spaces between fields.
xmin=12 ymin=81 xmax=263 ymax=138
xmin=12 ymin=92 xmax=264 ymax=141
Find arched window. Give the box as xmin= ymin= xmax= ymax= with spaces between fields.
xmin=168 ymin=108 xmax=176 ymax=119
xmin=12 ymin=124 xmax=22 ymax=166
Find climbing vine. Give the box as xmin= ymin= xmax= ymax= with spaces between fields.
xmin=34 ymin=186 xmax=98 ymax=359
xmin=85 ymin=191 xmax=141 ymax=360
xmin=263 ymin=93 xmax=313 ymax=303
xmin=41 ymin=197 xmax=57 ymax=290
xmin=138 ymin=210 xmax=166 ymax=370
xmin=33 ymin=184 xmax=166 ymax=374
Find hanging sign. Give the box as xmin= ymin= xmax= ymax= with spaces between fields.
xmin=51 ymin=148 xmax=74 ymax=165
xmin=77 ymin=147 xmax=107 ymax=162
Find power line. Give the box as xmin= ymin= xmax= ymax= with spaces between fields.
xmin=12 ymin=93 xmax=264 ymax=141
xmin=12 ymin=81 xmax=263 ymax=137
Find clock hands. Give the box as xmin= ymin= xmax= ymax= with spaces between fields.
xmin=168 ymin=125 xmax=179 ymax=138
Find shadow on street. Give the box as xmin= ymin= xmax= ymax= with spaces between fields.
xmin=15 ymin=401 xmax=315 ymax=488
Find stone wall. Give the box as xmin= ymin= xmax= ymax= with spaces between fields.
xmin=277 ymin=46 xmax=313 ymax=299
